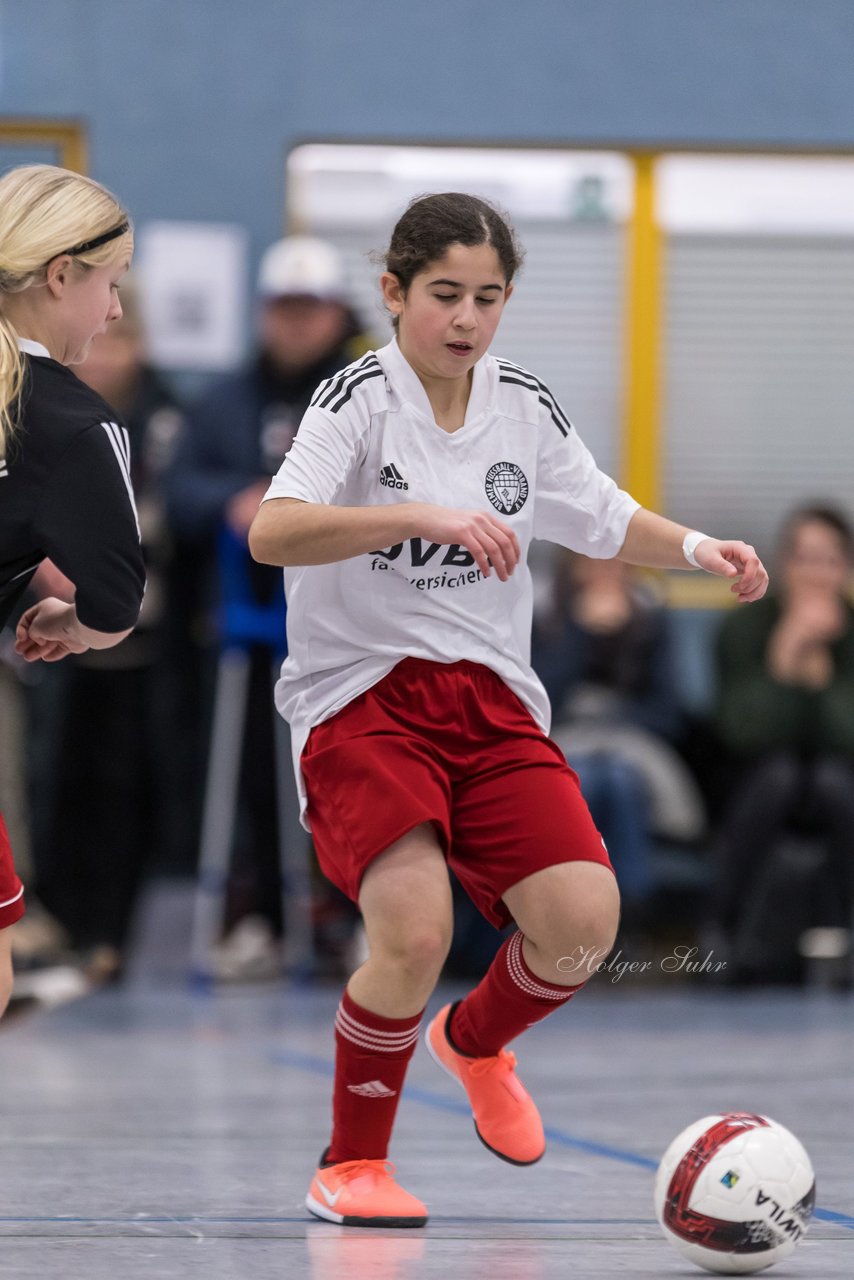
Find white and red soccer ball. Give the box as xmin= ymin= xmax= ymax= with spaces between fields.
xmin=654 ymin=1112 xmax=816 ymax=1274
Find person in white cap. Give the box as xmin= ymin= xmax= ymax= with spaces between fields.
xmin=167 ymin=235 xmax=366 ymax=547
xmin=164 ymin=235 xmax=371 ymax=977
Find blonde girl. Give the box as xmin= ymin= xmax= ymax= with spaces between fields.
xmin=0 ymin=164 xmax=145 ymax=1014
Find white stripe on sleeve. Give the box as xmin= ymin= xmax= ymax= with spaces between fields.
xmin=100 ymin=422 xmax=140 ymax=536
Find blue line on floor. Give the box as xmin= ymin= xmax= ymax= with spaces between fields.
xmin=269 ymin=1047 xmax=854 ymax=1231
xmin=814 ymin=1208 xmax=854 ymax=1227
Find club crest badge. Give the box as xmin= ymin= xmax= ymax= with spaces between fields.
xmin=485 ymin=461 xmax=528 ymax=515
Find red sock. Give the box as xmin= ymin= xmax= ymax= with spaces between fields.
xmin=450 ymin=930 xmax=583 ymax=1058
xmin=326 ymin=989 xmax=423 ymax=1164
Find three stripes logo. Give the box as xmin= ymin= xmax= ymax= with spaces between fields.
xmin=496 ymin=358 xmax=573 ymax=439
xmin=310 ymin=353 xmax=384 ymax=414
xmin=0 ymin=456 xmax=7 ymax=479
xmin=101 ymin=421 xmax=140 ymax=537
xmin=346 ymin=1080 xmax=397 ymax=1098
xmin=379 ymin=462 xmax=409 ymax=491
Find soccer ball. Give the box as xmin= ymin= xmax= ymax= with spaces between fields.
xmin=654 ymin=1112 xmax=815 ymax=1274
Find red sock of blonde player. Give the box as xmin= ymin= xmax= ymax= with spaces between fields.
xmin=449 ymin=930 xmax=583 ymax=1058
xmin=325 ymin=989 xmax=424 ymax=1164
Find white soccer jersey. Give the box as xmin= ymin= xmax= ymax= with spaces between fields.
xmin=262 ymin=338 xmax=640 ymax=820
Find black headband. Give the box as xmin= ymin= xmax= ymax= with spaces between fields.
xmin=62 ymin=221 xmax=130 ymax=257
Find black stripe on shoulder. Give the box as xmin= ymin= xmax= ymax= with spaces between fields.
xmin=499 ymin=374 xmax=570 ymax=438
xmin=311 ymin=353 xmax=373 ymax=408
xmin=310 ymin=353 xmax=374 ymax=408
xmin=496 ymin=357 xmax=537 ymax=384
xmin=326 ymin=366 xmax=385 ymax=414
xmin=497 ymin=362 xmax=572 ymax=439
xmin=496 ymin=357 xmax=540 ymax=387
xmin=313 ymin=354 xmax=381 ymax=410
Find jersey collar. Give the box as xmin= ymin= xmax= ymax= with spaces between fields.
xmin=378 ymin=337 xmax=492 ymax=428
xmin=17 ymin=338 xmax=51 ymax=359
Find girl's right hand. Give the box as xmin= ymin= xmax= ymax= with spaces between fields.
xmin=413 ymin=504 xmax=521 ymax=580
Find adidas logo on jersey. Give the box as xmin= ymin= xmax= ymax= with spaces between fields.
xmin=346 ymin=1079 xmax=397 ymax=1098
xmin=0 ymin=457 xmax=7 ymax=479
xmin=379 ymin=462 xmax=408 ymax=490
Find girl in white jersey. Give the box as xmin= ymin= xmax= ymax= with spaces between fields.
xmin=249 ymin=193 xmax=768 ymax=1228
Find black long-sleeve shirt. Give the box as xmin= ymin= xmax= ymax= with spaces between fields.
xmin=0 ymin=350 xmax=145 ymax=634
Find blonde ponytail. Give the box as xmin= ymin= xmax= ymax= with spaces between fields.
xmin=0 ymin=316 xmax=24 ymax=455
xmin=0 ymin=164 xmax=132 ymax=455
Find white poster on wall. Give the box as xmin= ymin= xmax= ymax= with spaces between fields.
xmin=137 ymin=221 xmax=248 ymax=370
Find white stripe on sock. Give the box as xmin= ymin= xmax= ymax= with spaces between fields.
xmin=335 ymin=1004 xmax=421 ymax=1053
xmin=506 ymin=931 xmax=570 ymax=1001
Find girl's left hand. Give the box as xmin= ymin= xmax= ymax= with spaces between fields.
xmin=14 ymin=598 xmax=88 ymax=662
xmin=692 ymin=539 xmax=769 ymax=603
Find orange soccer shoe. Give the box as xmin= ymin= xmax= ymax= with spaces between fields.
xmin=306 ymin=1151 xmax=429 ymax=1227
xmin=425 ymin=1002 xmax=546 ymax=1166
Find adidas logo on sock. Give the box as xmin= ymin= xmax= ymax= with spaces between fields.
xmin=379 ymin=462 xmax=408 ymax=490
xmin=346 ymin=1079 xmax=397 ymax=1098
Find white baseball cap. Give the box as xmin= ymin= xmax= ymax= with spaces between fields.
xmin=256 ymin=235 xmax=347 ymax=302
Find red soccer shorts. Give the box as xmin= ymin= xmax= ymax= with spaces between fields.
xmin=0 ymin=811 xmax=25 ymax=930
xmin=301 ymin=658 xmax=613 ymax=928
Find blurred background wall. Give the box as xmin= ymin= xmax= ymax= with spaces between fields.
xmin=4 ymin=0 xmax=854 ymax=550
xmin=1 ymin=0 xmax=853 ymax=264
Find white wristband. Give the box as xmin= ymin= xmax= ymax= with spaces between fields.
xmin=682 ymin=530 xmax=710 ymax=569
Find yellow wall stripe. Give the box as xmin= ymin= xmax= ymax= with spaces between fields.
xmin=622 ymin=152 xmax=662 ymax=511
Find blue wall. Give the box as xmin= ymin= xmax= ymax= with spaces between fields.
xmin=1 ymin=0 xmax=852 ymax=266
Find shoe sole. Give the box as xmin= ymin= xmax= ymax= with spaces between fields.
xmin=305 ymin=1192 xmax=427 ymax=1227
xmin=424 ymin=1017 xmax=544 ymax=1167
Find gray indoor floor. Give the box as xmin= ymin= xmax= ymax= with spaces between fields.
xmin=1 ymin=904 xmax=853 ymax=1279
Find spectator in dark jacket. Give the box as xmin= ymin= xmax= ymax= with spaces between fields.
xmin=163 ymin=237 xmax=371 ymax=977
xmin=709 ymin=505 xmax=854 ymax=967
xmin=30 ymin=284 xmax=187 ymax=980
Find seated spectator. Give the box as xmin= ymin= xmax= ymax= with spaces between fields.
xmin=708 ymin=505 xmax=854 ymax=977
xmin=532 ymin=550 xmax=705 ymax=925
